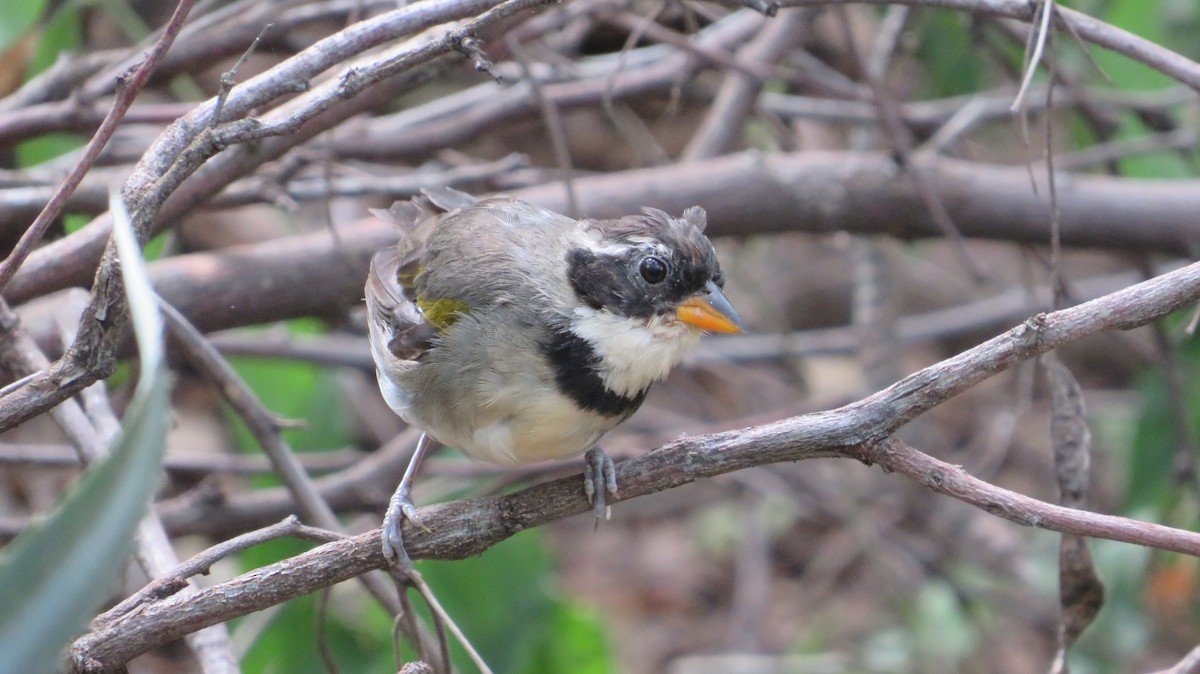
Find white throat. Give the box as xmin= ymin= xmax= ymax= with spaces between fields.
xmin=570 ymin=307 xmax=702 ymax=397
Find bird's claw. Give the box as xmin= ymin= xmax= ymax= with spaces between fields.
xmin=382 ymin=485 xmax=427 ymax=571
xmin=583 ymin=447 xmax=617 ymax=527
xmin=382 ymin=432 xmax=435 ymax=572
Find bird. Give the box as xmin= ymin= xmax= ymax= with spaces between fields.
xmin=365 ymin=187 xmax=743 ymax=569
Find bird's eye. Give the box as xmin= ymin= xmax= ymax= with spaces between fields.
xmin=639 ymin=256 xmax=668 ymax=284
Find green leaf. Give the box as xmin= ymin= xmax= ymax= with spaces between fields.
xmin=0 ymin=0 xmax=48 ymax=54
xmin=0 ymin=190 xmax=169 ymax=674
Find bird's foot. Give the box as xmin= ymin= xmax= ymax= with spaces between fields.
xmin=382 ymin=433 xmax=435 ymax=571
xmin=583 ymin=447 xmax=618 ymax=528
xmin=382 ymin=484 xmax=431 ymax=571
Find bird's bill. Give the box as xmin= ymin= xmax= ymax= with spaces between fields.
xmin=676 ymin=282 xmax=745 ymax=333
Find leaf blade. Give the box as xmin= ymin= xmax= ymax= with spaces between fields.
xmin=0 ymin=190 xmax=169 ymax=674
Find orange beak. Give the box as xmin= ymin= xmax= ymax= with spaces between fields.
xmin=676 ymin=281 xmax=745 ymax=334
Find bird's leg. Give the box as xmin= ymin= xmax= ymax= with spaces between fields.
xmin=583 ymin=446 xmax=618 ymax=527
xmin=382 ymin=432 xmax=435 ymax=570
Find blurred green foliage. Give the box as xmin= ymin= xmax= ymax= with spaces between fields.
xmin=418 ymin=532 xmax=613 ymax=674
xmin=0 ymin=0 xmax=49 ymax=54
xmin=912 ymin=11 xmax=984 ymax=98
xmin=25 ymin=1 xmax=81 ymax=75
xmin=1124 ymin=334 xmax=1200 ymax=515
xmin=15 ymin=2 xmax=84 ymax=167
xmin=224 ymin=321 xmax=351 ymax=459
xmin=1088 ymin=0 xmax=1193 ymax=177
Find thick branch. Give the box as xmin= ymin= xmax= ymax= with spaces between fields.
xmin=515 ymin=152 xmax=1200 ymax=254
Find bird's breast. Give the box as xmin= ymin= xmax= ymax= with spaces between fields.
xmin=440 ymin=391 xmax=616 ymax=465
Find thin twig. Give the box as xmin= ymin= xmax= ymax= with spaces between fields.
xmin=1011 ymin=0 xmax=1055 ymax=112
xmin=95 ymin=515 xmax=343 ymax=627
xmin=315 ymin=588 xmax=344 ymax=674
xmin=1045 ymin=30 xmax=1063 ymax=309
xmin=408 ymin=569 xmax=495 ymax=674
xmin=211 ymin=22 xmax=275 ymax=127
xmin=155 ymin=296 xmax=408 ymax=611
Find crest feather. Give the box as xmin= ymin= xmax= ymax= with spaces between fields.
xmin=682 ymin=206 xmax=706 ymax=232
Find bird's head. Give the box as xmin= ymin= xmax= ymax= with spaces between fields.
xmin=567 ymin=206 xmax=743 ymax=335
xmin=560 ymin=206 xmax=743 ymax=399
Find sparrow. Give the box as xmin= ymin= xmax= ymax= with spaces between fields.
xmin=365 ymin=187 xmax=743 ymax=568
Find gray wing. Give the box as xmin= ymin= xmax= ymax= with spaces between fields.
xmin=365 ymin=248 xmax=434 ymax=362
xmin=365 ymin=186 xmax=484 ymax=363
xmin=415 ymin=198 xmax=582 ymax=315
